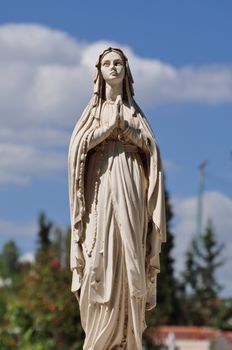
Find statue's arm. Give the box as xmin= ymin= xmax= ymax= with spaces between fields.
xmin=121 ymin=122 xmax=152 ymax=152
xmin=88 ymin=98 xmax=121 ymax=149
xmin=88 ymin=124 xmax=115 ymax=150
xmin=88 ymin=108 xmax=121 ymax=149
xmin=145 ymin=224 xmax=162 ymax=310
xmin=71 ymin=269 xmax=81 ymax=302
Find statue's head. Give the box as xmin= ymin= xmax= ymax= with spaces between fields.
xmin=99 ymin=49 xmax=125 ymax=88
xmin=93 ymin=47 xmax=134 ymax=104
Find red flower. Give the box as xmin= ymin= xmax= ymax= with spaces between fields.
xmin=50 ymin=258 xmax=60 ymax=268
xmin=47 ymin=303 xmax=56 ymax=312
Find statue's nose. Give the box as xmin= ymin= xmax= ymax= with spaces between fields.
xmin=110 ymin=63 xmax=116 ymax=70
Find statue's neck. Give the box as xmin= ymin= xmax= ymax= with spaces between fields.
xmin=105 ymin=82 xmax=122 ymax=102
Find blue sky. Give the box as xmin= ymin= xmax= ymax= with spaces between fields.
xmin=0 ymin=1 xmax=232 ymax=295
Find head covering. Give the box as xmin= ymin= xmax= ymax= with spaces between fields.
xmin=92 ymin=47 xmax=136 ymax=118
xmin=93 ymin=47 xmax=134 ymax=102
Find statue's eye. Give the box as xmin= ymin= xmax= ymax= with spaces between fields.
xmin=115 ymin=61 xmax=122 ymax=66
xmin=102 ymin=61 xmax=110 ymax=67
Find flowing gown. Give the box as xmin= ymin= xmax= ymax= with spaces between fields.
xmin=79 ymin=101 xmax=150 ymax=350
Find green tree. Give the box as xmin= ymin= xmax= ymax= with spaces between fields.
xmin=0 ymin=241 xmax=21 ymax=350
xmin=11 ymin=255 xmax=84 ymax=350
xmin=37 ymin=212 xmax=53 ymax=248
xmin=52 ymin=227 xmax=71 ymax=268
xmin=0 ymin=240 xmax=19 ymax=277
xmin=36 ymin=212 xmax=53 ymax=263
xmin=216 ymin=297 xmax=232 ymax=330
xmin=1 ymin=214 xmax=84 ymax=350
xmin=183 ymin=220 xmax=224 ymax=326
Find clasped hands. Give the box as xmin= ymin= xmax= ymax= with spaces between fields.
xmin=108 ymin=96 xmax=128 ymax=131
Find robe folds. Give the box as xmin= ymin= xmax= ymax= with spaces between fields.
xmin=68 ymin=99 xmax=166 ymax=350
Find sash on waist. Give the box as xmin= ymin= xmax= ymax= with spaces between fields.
xmin=94 ymin=140 xmax=139 ymax=153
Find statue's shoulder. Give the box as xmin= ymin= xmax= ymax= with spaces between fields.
xmin=122 ymin=101 xmax=137 ymax=115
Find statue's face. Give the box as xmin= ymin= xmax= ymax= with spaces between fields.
xmin=100 ymin=51 xmax=125 ymax=86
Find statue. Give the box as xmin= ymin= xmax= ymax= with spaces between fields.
xmin=68 ymin=47 xmax=166 ymax=350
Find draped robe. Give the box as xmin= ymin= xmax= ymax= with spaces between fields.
xmin=68 ymin=99 xmax=166 ymax=350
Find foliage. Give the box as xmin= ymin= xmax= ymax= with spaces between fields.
xmin=215 ymin=298 xmax=232 ymax=330
xmin=0 ymin=240 xmax=19 ymax=277
xmin=36 ymin=212 xmax=53 ymax=261
xmin=12 ymin=254 xmax=84 ymax=349
xmin=143 ymin=332 xmax=158 ymax=349
xmin=0 ymin=214 xmax=84 ymax=350
xmin=182 ymin=220 xmax=225 ymax=326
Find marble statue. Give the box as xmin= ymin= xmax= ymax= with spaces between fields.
xmin=68 ymin=47 xmax=166 ymax=350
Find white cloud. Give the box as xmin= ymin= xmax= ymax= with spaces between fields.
xmin=0 ymin=218 xmax=37 ymax=257
xmin=172 ymin=191 xmax=232 ymax=296
xmin=0 ymin=128 xmax=70 ymax=147
xmin=0 ymin=23 xmax=232 ymax=185
xmin=0 ymin=218 xmax=36 ymax=238
xmin=1 ymin=23 xmax=232 ymax=127
xmin=18 ymin=252 xmax=35 ymax=264
xmin=0 ymin=142 xmax=66 ymax=185
xmin=0 ymin=23 xmax=83 ymax=65
xmin=132 ymin=61 xmax=232 ymax=106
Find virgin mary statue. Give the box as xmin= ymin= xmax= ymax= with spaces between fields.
xmin=68 ymin=47 xmax=166 ymax=350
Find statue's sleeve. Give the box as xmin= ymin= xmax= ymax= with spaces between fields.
xmin=121 ymin=123 xmax=152 ymax=152
xmin=88 ymin=125 xmax=115 ymax=150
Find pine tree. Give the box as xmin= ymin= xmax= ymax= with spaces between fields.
xmin=37 ymin=212 xmax=53 ymax=248
xmin=36 ymin=212 xmax=54 ymax=263
xmin=0 ymin=240 xmax=19 ymax=277
xmin=183 ymin=220 xmax=224 ymax=326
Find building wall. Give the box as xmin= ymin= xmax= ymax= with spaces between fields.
xmin=170 ymin=339 xmax=210 ymax=350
